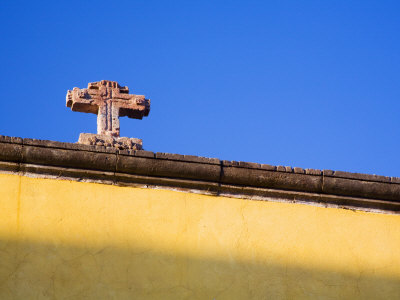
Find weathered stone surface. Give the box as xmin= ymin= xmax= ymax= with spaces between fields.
xmin=238 ymin=161 xmax=261 ymax=169
xmin=221 ymin=160 xmax=262 ymax=169
xmin=285 ymin=166 xmax=293 ymax=173
xmin=0 ymin=142 xmax=22 ymax=162
xmin=22 ymin=145 xmax=116 ymax=172
xmin=23 ymin=138 xmax=69 ymax=148
xmin=0 ymin=135 xmax=23 ymax=144
xmin=221 ymin=167 xmax=323 ymax=193
xmin=133 ymin=150 xmax=155 ymax=158
xmin=323 ymin=170 xmax=334 ymax=176
xmin=323 ymin=177 xmax=400 ymax=202
xmin=155 ymin=153 xmax=220 ymax=165
xmin=0 ymin=161 xmax=20 ymax=173
xmin=67 ymin=80 xmax=150 ymax=137
xmin=305 ymin=168 xmax=322 ymax=176
xmin=183 ymin=155 xmax=220 ymax=165
xmin=116 ymin=155 xmax=221 ymax=182
xmin=331 ymin=170 xmax=391 ymax=183
xmin=391 ymin=177 xmax=400 ymax=184
xmin=118 ymin=149 xmax=131 ymax=155
xmin=222 ymin=160 xmax=240 ymax=167
xmin=260 ymin=164 xmax=276 ymax=171
xmin=293 ymin=167 xmax=304 ymax=174
xmin=155 ymin=152 xmax=185 ymax=161
xmin=79 ymin=133 xmax=143 ymax=150
xmin=23 ymin=137 xmax=118 ymax=153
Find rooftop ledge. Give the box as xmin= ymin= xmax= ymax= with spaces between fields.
xmin=0 ymin=135 xmax=399 ymax=214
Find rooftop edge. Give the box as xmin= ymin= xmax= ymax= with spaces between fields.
xmin=0 ymin=135 xmax=399 ymax=213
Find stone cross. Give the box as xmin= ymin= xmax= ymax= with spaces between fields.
xmin=66 ymin=80 xmax=150 ymax=137
xmin=66 ymin=80 xmax=150 ymax=150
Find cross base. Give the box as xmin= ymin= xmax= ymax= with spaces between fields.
xmin=78 ymin=133 xmax=143 ymax=150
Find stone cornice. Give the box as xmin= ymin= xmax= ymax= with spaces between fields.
xmin=0 ymin=135 xmax=399 ymax=213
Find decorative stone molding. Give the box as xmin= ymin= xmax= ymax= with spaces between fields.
xmin=0 ymin=135 xmax=399 ymax=213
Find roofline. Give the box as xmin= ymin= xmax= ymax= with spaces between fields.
xmin=0 ymin=135 xmax=399 ymax=213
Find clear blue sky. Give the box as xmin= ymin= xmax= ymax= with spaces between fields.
xmin=1 ymin=0 xmax=399 ymax=177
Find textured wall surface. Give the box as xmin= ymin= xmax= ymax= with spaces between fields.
xmin=0 ymin=173 xmax=400 ymax=299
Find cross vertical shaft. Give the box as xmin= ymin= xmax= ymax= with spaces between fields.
xmin=97 ymin=101 xmax=120 ymax=137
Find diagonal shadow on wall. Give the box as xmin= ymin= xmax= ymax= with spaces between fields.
xmin=0 ymin=239 xmax=399 ymax=300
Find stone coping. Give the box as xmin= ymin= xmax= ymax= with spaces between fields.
xmin=0 ymin=135 xmax=399 ymax=213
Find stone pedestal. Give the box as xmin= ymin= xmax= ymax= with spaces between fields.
xmin=78 ymin=133 xmax=143 ymax=150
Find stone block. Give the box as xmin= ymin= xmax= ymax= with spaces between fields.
xmin=391 ymin=177 xmax=400 ymax=184
xmin=22 ymin=144 xmax=116 ymax=172
xmin=220 ymin=167 xmax=323 ymax=193
xmin=0 ymin=142 xmax=22 ymax=163
xmin=323 ymin=170 xmax=334 ymax=176
xmin=116 ymin=155 xmax=221 ymax=182
xmin=222 ymin=160 xmax=240 ymax=167
xmin=0 ymin=135 xmax=23 ymax=144
xmin=260 ymin=164 xmax=276 ymax=171
xmin=134 ymin=150 xmax=155 ymax=158
xmin=285 ymin=166 xmax=293 ymax=173
xmin=238 ymin=161 xmax=261 ymax=169
xmin=23 ymin=138 xmax=67 ymax=148
xmin=305 ymin=169 xmax=322 ymax=176
xmin=155 ymin=152 xmax=185 ymax=161
xmin=183 ymin=155 xmax=220 ymax=165
xmin=323 ymin=177 xmax=400 ymax=202
xmin=293 ymin=167 xmax=304 ymax=174
xmin=22 ymin=137 xmax=117 ymax=153
xmin=79 ymin=133 xmax=142 ymax=151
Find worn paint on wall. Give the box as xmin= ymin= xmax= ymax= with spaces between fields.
xmin=0 ymin=173 xmax=400 ymax=299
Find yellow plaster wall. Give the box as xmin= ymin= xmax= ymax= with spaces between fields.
xmin=0 ymin=173 xmax=400 ymax=299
